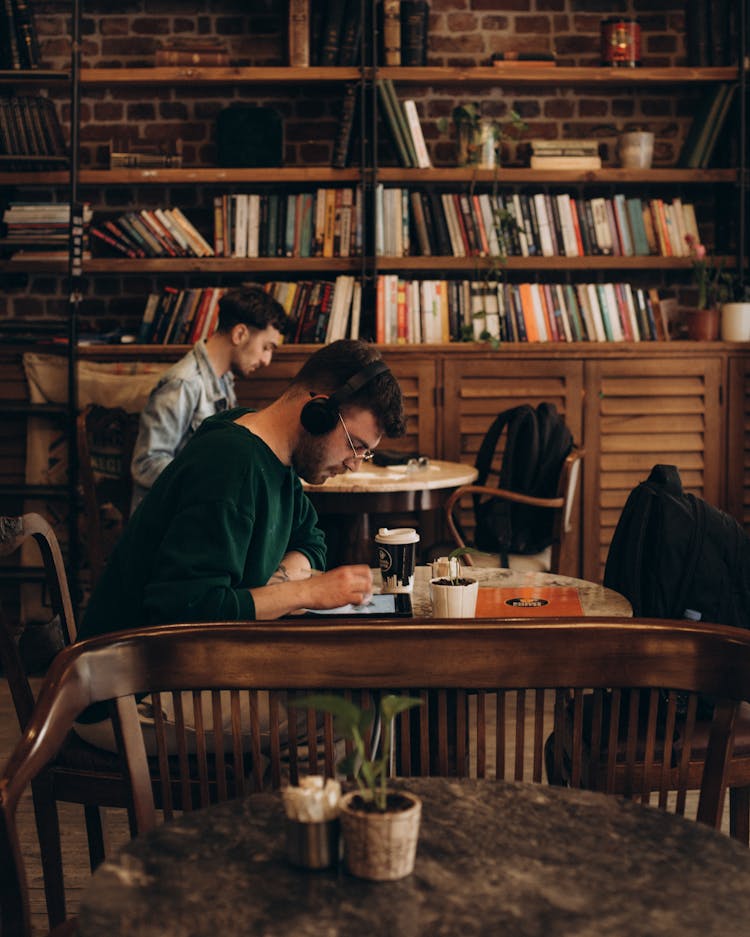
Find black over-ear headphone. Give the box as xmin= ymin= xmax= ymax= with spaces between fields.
xmin=300 ymin=360 xmax=390 ymax=435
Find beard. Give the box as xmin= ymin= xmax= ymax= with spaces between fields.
xmin=292 ymin=431 xmax=341 ymax=484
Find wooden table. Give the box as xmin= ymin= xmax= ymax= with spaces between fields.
xmin=77 ymin=777 xmax=750 ymax=937
xmin=303 ymin=459 xmax=478 ymax=566
xmin=403 ymin=565 xmax=633 ymax=617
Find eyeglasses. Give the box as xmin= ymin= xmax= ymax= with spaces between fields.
xmin=339 ymin=413 xmax=375 ymax=463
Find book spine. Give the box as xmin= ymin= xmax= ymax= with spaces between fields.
xmin=400 ymin=0 xmax=428 ymax=66
xmin=402 ymin=99 xmax=431 ymax=168
xmin=332 ymin=83 xmax=358 ymax=169
xmin=288 ymin=0 xmax=310 ymax=67
xmin=380 ymin=0 xmax=401 ymax=66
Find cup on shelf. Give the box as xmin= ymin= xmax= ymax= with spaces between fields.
xmin=617 ymin=131 xmax=654 ymax=169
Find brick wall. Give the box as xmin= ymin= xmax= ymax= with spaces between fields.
xmin=2 ymin=1 xmax=733 ymax=331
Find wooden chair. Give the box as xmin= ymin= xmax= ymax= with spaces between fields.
xmin=0 ymin=513 xmax=139 ymax=931
xmin=76 ymin=405 xmax=139 ymax=587
xmin=444 ymin=448 xmax=582 ymax=576
xmin=2 ymin=616 xmax=749 ymax=936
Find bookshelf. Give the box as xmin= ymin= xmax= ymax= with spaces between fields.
xmin=0 ymin=0 xmax=748 ymax=591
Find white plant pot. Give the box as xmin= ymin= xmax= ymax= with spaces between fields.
xmin=721 ymin=303 xmax=750 ymax=342
xmin=429 ymin=577 xmax=479 ymax=617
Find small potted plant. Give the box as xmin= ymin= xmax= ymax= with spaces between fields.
xmin=684 ymin=233 xmax=734 ymax=340
xmin=294 ymin=693 xmax=423 ymax=881
xmin=439 ymin=102 xmax=527 ymax=167
xmin=429 ymin=546 xmax=480 ymax=617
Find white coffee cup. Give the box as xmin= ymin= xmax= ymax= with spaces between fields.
xmin=375 ymin=527 xmax=420 ymax=593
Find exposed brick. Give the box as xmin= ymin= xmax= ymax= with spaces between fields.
xmin=543 ymin=99 xmax=575 ymax=119
xmin=579 ymin=99 xmax=608 ymax=117
xmin=514 ymin=17 xmax=552 ymax=34
xmin=99 ymin=18 xmax=131 ymax=36
xmin=93 ymin=102 xmax=125 ymax=120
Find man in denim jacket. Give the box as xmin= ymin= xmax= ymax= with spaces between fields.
xmin=130 ymin=285 xmax=288 ymax=511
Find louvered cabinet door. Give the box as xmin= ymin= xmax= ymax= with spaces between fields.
xmin=583 ymin=357 xmax=723 ymax=583
xmin=441 ymin=356 xmax=584 ymax=573
xmin=727 ymin=355 xmax=750 ymax=532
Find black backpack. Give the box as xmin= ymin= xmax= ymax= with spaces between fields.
xmin=603 ymin=464 xmax=750 ymax=629
xmin=472 ymin=403 xmax=574 ymax=558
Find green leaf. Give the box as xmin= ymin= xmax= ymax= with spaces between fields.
xmin=380 ymin=695 xmax=423 ymax=722
xmin=292 ymin=694 xmax=361 ymax=737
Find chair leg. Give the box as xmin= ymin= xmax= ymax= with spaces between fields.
xmin=30 ymin=776 xmax=67 ymax=928
xmin=729 ymin=786 xmax=750 ymax=845
xmin=83 ymin=805 xmax=109 ymax=871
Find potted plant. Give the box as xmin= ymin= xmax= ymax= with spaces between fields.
xmin=439 ymin=102 xmax=527 ymax=167
xmin=294 ymin=693 xmax=423 ymax=881
xmin=684 ymin=233 xmax=734 ymax=340
xmin=429 ymin=546 xmax=480 ymax=617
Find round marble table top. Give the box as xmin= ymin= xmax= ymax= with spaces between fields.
xmin=302 ymin=459 xmax=478 ymax=494
xmin=400 ymin=565 xmax=633 ymax=618
xmin=78 ymin=778 xmax=750 ymax=937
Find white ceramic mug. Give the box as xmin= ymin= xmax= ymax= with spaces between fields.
xmin=721 ymin=303 xmax=750 ymax=342
xmin=617 ymin=131 xmax=654 ymax=169
xmin=375 ymin=527 xmax=419 ymax=593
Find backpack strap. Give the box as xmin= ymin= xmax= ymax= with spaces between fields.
xmin=474 ymin=405 xmax=532 ymax=488
xmin=498 ymin=405 xmax=538 ymax=492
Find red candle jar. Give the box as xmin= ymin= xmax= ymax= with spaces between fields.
xmin=601 ymin=17 xmax=641 ymax=67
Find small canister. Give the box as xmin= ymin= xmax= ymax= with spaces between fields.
xmin=601 ymin=17 xmax=641 ymax=67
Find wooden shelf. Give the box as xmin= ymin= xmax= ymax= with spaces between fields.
xmin=379 ymin=66 xmax=740 ymax=85
xmin=376 ymin=168 xmax=739 ymax=184
xmin=79 ymin=66 xmax=362 ymax=86
xmin=0 ymin=256 xmax=364 ymax=274
xmin=0 ymin=167 xmax=738 ymax=187
xmin=377 ymin=256 xmax=735 ymax=272
xmin=77 ymin=167 xmax=361 ymax=184
xmin=0 ymin=69 xmax=69 ymax=85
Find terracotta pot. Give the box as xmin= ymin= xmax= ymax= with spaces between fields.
xmin=339 ymin=790 xmax=422 ymax=881
xmin=686 ymin=307 xmax=720 ymax=341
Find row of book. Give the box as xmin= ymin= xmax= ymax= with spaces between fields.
xmin=685 ymin=0 xmax=741 ymax=67
xmin=0 ymin=0 xmax=40 ymax=69
xmin=0 ymin=95 xmax=67 ymax=169
xmin=376 ymin=187 xmax=704 ymax=259
xmin=2 ymin=201 xmax=91 ymax=247
xmin=212 ymin=190 xmax=362 ymax=259
xmin=288 ymin=0 xmax=362 ymax=68
xmin=91 ymin=209 xmax=213 ymax=259
xmin=375 ymin=277 xmax=671 ymax=345
xmin=137 ymin=276 xmax=361 ymax=346
xmin=288 ymin=1 xmax=428 ymax=68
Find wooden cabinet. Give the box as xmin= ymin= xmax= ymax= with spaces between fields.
xmin=582 ymin=356 xmax=724 ymax=581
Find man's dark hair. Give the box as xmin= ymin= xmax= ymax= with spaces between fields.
xmin=291 ymin=340 xmax=406 ymax=438
xmin=216 ymin=284 xmax=289 ymax=335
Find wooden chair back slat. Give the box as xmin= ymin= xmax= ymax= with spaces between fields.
xmin=658 ymin=694 xmax=679 ymax=810
xmin=589 ymin=689 xmax=605 ymax=790
xmin=151 ymin=693 xmax=173 ymax=820
xmin=4 ymin=617 xmax=750 ymax=937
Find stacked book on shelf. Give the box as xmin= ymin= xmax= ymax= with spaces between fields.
xmin=137 ymin=276 xmax=361 ymax=346
xmin=155 ymin=36 xmax=230 ymax=66
xmin=0 ymin=95 xmax=67 ymax=169
xmin=529 ymin=138 xmax=601 ymax=171
xmin=2 ymin=201 xmax=91 ymax=256
xmin=376 ymin=79 xmax=431 ymax=169
xmin=108 ymin=144 xmax=183 ymax=169
xmin=0 ymin=0 xmax=41 ymax=69
xmin=374 ymin=276 xmax=670 ymax=345
xmin=376 ymin=186 xmax=703 ymax=259
xmin=213 ymin=189 xmax=362 ymax=259
xmin=90 ymin=209 xmax=213 ymax=258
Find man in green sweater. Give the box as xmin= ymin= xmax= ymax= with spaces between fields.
xmin=74 ymin=339 xmax=405 ymax=752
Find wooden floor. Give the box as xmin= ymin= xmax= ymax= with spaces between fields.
xmin=1 ymin=676 xmax=734 ymax=935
